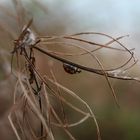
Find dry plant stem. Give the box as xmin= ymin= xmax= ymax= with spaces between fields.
xmin=48 ymin=39 xmax=120 ymax=107
xmin=24 ymin=110 xmax=39 ymax=140
xmin=50 ymin=69 xmax=95 ymax=133
xmin=39 ymin=37 xmax=135 ymax=72
xmin=42 ymin=83 xmax=52 ymax=137
xmin=8 ymin=91 xmax=26 ymax=140
xmin=70 ymin=32 xmax=133 ymax=57
xmin=34 ymin=42 xmax=136 ymax=107
xmin=13 ymin=30 xmax=44 ymax=138
xmin=63 ymin=35 xmax=135 ymax=64
xmin=41 ymin=35 xmax=128 ymax=54
xmin=42 ymin=79 xmax=91 ymax=127
xmin=43 ymin=84 xmax=76 ymax=140
xmin=23 ymin=52 xmax=100 ymax=135
xmin=21 ymin=87 xmax=39 ymax=138
xmin=39 ymin=73 xmax=93 ymax=128
xmin=40 ymin=36 xmax=127 ymax=52
xmin=18 ymin=74 xmax=55 ymax=140
xmin=28 ymin=62 xmax=89 ymax=139
xmin=55 ymin=95 xmax=89 ymax=116
xmin=50 ymin=90 xmax=91 ymax=127
xmin=20 ymin=52 xmax=100 ymax=140
xmin=43 ymin=81 xmax=91 ymax=128
xmin=39 ymin=33 xmax=135 ymax=76
xmin=63 ymin=35 xmax=136 ymax=70
xmin=15 ymin=38 xmax=138 ymax=139
xmin=22 ymin=99 xmax=30 ymax=139
xmin=44 ymin=76 xmax=101 ymax=140
xmin=123 ymin=59 xmax=138 ymax=72
xmin=50 ymin=107 xmax=77 ymax=140
xmin=40 ymin=34 xmax=133 ymax=52
xmin=25 ymin=67 xmax=45 ymax=138
xmin=15 ymin=111 xmax=27 ymax=140
xmin=33 ymin=46 xmax=140 ymax=82
xmin=63 ymin=35 xmax=135 ymax=66
xmin=43 ymin=39 xmax=120 ymax=106
xmin=8 ymin=113 xmax=21 ymax=140
xmin=11 ymin=82 xmax=35 ymax=140
xmin=43 ymin=83 xmax=77 ymax=140
xmin=50 ymin=70 xmax=68 ymax=126
xmin=10 ymin=17 xmax=139 ymax=140
xmin=52 ymin=114 xmax=90 ymax=128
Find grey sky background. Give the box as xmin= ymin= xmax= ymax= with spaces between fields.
xmin=1 ymin=0 xmax=140 ymax=55
xmin=45 ymin=0 xmax=140 ymax=58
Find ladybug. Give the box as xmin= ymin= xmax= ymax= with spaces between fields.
xmin=63 ymin=63 xmax=81 ymax=74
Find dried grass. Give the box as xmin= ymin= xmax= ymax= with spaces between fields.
xmin=0 ymin=1 xmax=139 ymax=140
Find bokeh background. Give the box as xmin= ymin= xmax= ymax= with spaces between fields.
xmin=0 ymin=0 xmax=140 ymax=140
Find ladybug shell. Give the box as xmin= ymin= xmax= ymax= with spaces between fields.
xmin=63 ymin=63 xmax=81 ymax=74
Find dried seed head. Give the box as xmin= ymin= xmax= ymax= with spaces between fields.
xmin=21 ymin=27 xmax=36 ymax=47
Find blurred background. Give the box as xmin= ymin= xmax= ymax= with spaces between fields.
xmin=0 ymin=0 xmax=140 ymax=140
